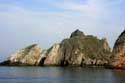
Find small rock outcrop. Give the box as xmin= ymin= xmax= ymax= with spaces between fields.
xmin=0 ymin=44 xmax=43 ymax=66
xmin=109 ymin=30 xmax=125 ymax=69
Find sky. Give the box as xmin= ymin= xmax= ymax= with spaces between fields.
xmin=0 ymin=0 xmax=125 ymax=61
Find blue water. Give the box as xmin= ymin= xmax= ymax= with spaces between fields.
xmin=0 ymin=67 xmax=124 ymax=83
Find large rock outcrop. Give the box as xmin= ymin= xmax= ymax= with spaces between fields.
xmin=41 ymin=29 xmax=111 ymax=66
xmin=109 ymin=30 xmax=125 ymax=69
xmin=0 ymin=29 xmax=111 ymax=66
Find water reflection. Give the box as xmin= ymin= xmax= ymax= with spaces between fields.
xmin=0 ymin=67 xmax=125 ymax=83
xmin=111 ymin=69 xmax=125 ymax=83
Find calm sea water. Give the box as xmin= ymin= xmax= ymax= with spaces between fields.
xmin=0 ymin=67 xmax=124 ymax=83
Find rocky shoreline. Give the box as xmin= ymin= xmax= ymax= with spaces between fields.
xmin=0 ymin=29 xmax=125 ymax=69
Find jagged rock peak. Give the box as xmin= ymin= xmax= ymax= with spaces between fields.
xmin=70 ymin=29 xmax=85 ymax=38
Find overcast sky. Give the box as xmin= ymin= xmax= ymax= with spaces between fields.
xmin=0 ymin=0 xmax=125 ymax=61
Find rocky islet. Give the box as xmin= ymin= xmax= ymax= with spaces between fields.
xmin=0 ymin=29 xmax=125 ymax=69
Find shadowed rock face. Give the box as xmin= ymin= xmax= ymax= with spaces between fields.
xmin=110 ymin=30 xmax=125 ymax=69
xmin=0 ymin=29 xmax=111 ymax=66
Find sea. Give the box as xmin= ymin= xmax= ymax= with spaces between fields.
xmin=0 ymin=66 xmax=124 ymax=83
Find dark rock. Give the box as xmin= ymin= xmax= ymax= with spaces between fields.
xmin=70 ymin=29 xmax=85 ymax=38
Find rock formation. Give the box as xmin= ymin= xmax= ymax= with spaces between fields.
xmin=0 ymin=44 xmax=44 ymax=66
xmin=43 ymin=29 xmax=111 ymax=66
xmin=109 ymin=30 xmax=125 ymax=69
xmin=0 ymin=29 xmax=111 ymax=66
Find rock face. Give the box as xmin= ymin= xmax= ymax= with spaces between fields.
xmin=0 ymin=44 xmax=43 ymax=66
xmin=42 ymin=29 xmax=111 ymax=66
xmin=0 ymin=29 xmax=111 ymax=66
xmin=44 ymin=43 xmax=62 ymax=66
xmin=109 ymin=30 xmax=125 ymax=69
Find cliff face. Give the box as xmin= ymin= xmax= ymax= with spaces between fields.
xmin=0 ymin=29 xmax=111 ymax=66
xmin=109 ymin=30 xmax=125 ymax=69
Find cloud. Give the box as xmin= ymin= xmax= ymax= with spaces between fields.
xmin=0 ymin=1 xmax=124 ymax=40
xmin=0 ymin=4 xmax=71 ymax=28
xmin=0 ymin=0 xmax=125 ymax=61
xmin=46 ymin=0 xmax=106 ymax=18
xmin=0 ymin=0 xmax=124 ymax=41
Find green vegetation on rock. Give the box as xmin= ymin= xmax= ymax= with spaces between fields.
xmin=0 ymin=29 xmax=111 ymax=66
